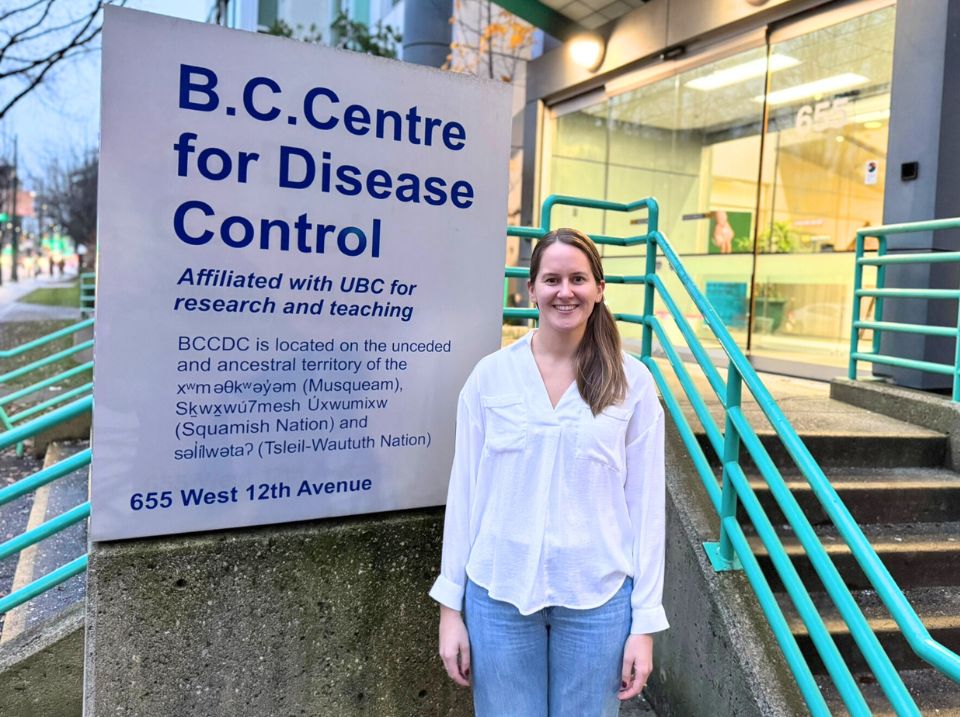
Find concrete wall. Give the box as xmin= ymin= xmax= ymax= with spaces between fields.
xmin=648 ymin=422 xmax=807 ymax=717
xmin=84 ymin=509 xmax=473 ymax=716
xmin=0 ymin=605 xmax=83 ymax=717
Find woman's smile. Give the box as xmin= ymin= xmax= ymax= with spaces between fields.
xmin=528 ymin=242 xmax=604 ymax=335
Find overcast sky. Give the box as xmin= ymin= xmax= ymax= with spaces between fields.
xmin=4 ymin=0 xmax=209 ymax=184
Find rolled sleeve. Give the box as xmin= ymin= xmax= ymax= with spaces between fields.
xmin=429 ymin=375 xmax=483 ymax=612
xmin=429 ymin=575 xmax=465 ymax=611
xmin=632 ymin=604 xmax=670 ymax=635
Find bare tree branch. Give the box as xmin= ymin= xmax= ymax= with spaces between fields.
xmin=0 ymin=0 xmax=121 ymax=121
xmin=0 ymin=0 xmax=59 ymax=66
xmin=0 ymin=0 xmax=47 ymax=26
xmin=0 ymin=10 xmax=100 ymax=81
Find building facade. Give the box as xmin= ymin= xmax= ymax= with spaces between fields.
xmin=522 ymin=0 xmax=901 ymax=378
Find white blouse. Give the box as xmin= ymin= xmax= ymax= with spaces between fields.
xmin=429 ymin=331 xmax=669 ymax=635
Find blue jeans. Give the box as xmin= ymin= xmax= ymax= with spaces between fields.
xmin=464 ymin=578 xmax=632 ymax=717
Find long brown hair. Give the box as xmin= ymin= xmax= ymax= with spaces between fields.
xmin=530 ymin=228 xmax=627 ymax=415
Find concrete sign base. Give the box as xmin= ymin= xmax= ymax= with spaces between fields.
xmin=83 ymin=510 xmax=472 ymax=716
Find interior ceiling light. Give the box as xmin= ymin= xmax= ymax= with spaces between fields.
xmin=753 ymin=73 xmax=868 ymax=105
xmin=569 ymin=33 xmax=606 ymax=72
xmin=685 ymin=54 xmax=799 ymax=91
xmin=864 ymin=120 xmax=884 ymax=129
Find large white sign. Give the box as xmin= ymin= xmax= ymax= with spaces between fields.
xmin=91 ymin=8 xmax=511 ymax=540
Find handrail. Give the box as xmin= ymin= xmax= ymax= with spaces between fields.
xmin=0 ymin=502 xmax=90 ymax=561
xmin=0 ymin=340 xmax=93 ymax=385
xmin=0 ymin=395 xmax=93 ymax=451
xmin=0 ymin=362 xmax=94 ymax=456
xmin=0 ymin=432 xmax=92 ymax=618
xmin=0 ymin=449 xmax=92 ymax=506
xmin=848 ymin=217 xmax=960 ymax=400
xmin=8 ymin=382 xmax=94 ymax=424
xmin=507 ymin=194 xmax=960 ymax=715
xmin=0 ymin=320 xmax=95 ymax=455
xmin=0 ymin=555 xmax=88 ymax=615
xmin=0 ymin=362 xmax=94 ymax=408
xmin=0 ymin=318 xmax=94 ymax=359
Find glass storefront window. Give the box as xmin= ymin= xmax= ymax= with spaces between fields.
xmin=544 ymin=108 xmax=609 ymax=235
xmin=538 ymin=3 xmax=894 ymax=373
xmin=752 ymin=7 xmax=895 ymax=367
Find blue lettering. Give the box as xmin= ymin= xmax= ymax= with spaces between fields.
xmin=221 ymin=216 xmax=255 ymax=248
xmin=174 ymin=200 xmax=215 ymax=245
xmin=451 ymin=180 xmax=475 ymax=209
xmin=243 ymin=76 xmax=282 ymax=121
xmin=279 ymin=145 xmax=315 ymax=189
xmin=335 ymin=165 xmax=362 ymax=196
xmin=173 ymin=132 xmax=198 ymax=177
xmin=424 ymin=176 xmax=447 ymax=206
xmin=366 ymin=169 xmax=392 ymax=199
xmin=344 ymin=104 xmax=371 ymax=136
xmin=179 ymin=65 xmax=219 ymax=112
xmin=303 ymin=87 xmax=339 ymax=130
xmin=443 ymin=121 xmax=466 ymax=150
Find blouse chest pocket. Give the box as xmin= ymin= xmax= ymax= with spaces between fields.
xmin=481 ymin=394 xmax=526 ymax=453
xmin=576 ymin=405 xmax=632 ymax=472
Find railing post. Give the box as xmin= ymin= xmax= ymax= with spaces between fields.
xmin=717 ymin=361 xmax=743 ymax=568
xmin=872 ymin=234 xmax=887 ymax=357
xmin=848 ymin=231 xmax=865 ymax=379
xmin=705 ymin=360 xmax=743 ymax=572
xmin=954 ymin=292 xmax=960 ymax=401
xmin=641 ymin=235 xmax=657 ymax=359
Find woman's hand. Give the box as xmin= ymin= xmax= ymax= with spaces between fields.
xmin=438 ymin=605 xmax=471 ymax=687
xmin=618 ymin=633 xmax=653 ymax=701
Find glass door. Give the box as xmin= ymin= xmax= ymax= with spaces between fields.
xmin=751 ymin=5 xmax=896 ymax=369
xmin=538 ymin=1 xmax=897 ymax=374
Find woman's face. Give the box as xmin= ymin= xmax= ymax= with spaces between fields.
xmin=528 ymin=242 xmax=604 ymax=337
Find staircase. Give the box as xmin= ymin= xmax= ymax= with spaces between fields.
xmin=688 ymin=374 xmax=960 ymax=715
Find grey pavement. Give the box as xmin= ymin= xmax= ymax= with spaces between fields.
xmin=651 ymin=356 xmax=942 ymax=443
xmin=0 ymin=272 xmax=83 ymax=322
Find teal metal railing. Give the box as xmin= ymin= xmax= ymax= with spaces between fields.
xmin=505 ymin=194 xmax=960 ymax=716
xmin=0 ymin=319 xmax=95 ymax=455
xmin=0 ymin=318 xmax=93 ymax=360
xmin=80 ymin=272 xmax=96 ymax=316
xmin=847 ymin=217 xmax=960 ymax=399
xmin=0 ymin=397 xmax=92 ymax=616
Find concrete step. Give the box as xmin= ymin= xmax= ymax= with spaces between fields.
xmin=817 ymin=668 xmax=960 ymax=716
xmin=749 ymin=522 xmax=960 ymax=592
xmin=743 ymin=468 xmax=960 ymax=526
xmin=780 ymin=586 xmax=960 ymax=675
xmin=698 ymin=428 xmax=947 ymax=471
xmin=0 ymin=441 xmax=88 ymax=645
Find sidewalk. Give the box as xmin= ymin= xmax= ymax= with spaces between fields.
xmin=0 ymin=273 xmax=83 ymax=322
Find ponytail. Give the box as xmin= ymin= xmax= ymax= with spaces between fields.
xmin=578 ymin=299 xmax=627 ymax=415
xmin=530 ymin=228 xmax=627 ymax=415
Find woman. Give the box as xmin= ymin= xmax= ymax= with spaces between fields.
xmin=430 ymin=228 xmax=668 ymax=716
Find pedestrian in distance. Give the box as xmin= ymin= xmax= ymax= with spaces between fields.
xmin=430 ymin=227 xmax=668 ymax=716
